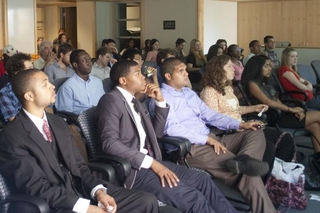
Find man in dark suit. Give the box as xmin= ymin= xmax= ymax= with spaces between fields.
xmin=96 ymin=60 xmax=237 ymax=213
xmin=0 ymin=68 xmax=159 ymax=213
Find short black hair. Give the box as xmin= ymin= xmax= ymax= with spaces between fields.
xmin=160 ymin=58 xmax=184 ymax=82
xmin=249 ymin=40 xmax=259 ymax=48
xmin=12 ymin=68 xmax=42 ymax=105
xmin=58 ymin=43 xmax=73 ymax=58
xmin=101 ymin=38 xmax=116 ymax=46
xmin=264 ymin=35 xmax=274 ymax=44
xmin=5 ymin=53 xmax=31 ymax=81
xmin=121 ymin=48 xmax=142 ymax=60
xmin=70 ymin=49 xmax=86 ymax=68
xmin=110 ymin=60 xmax=138 ymax=86
xmin=175 ymin=38 xmax=186 ymax=46
xmin=95 ymin=46 xmax=111 ymax=59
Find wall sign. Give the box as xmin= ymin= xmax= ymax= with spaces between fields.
xmin=163 ymin=20 xmax=175 ymax=30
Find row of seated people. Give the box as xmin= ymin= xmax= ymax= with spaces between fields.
xmin=0 ymin=48 xmax=286 ymax=212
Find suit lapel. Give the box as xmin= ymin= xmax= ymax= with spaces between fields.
xmin=47 ymin=114 xmax=81 ymax=178
xmin=18 ymin=111 xmax=65 ymax=180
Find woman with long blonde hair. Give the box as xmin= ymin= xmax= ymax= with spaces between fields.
xmin=187 ymin=39 xmax=207 ymax=72
xmin=278 ymin=47 xmax=320 ymax=110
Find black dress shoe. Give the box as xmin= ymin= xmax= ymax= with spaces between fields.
xmin=226 ymin=154 xmax=269 ymax=176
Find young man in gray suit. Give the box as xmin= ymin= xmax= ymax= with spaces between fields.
xmin=96 ymin=60 xmax=237 ymax=213
xmin=0 ymin=68 xmax=159 ymax=213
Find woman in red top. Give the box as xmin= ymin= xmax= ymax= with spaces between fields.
xmin=278 ymin=47 xmax=320 ymax=110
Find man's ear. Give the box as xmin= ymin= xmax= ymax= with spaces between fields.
xmin=164 ymin=73 xmax=171 ymax=81
xmin=119 ymin=77 xmax=126 ymax=85
xmin=72 ymin=62 xmax=78 ymax=69
xmin=24 ymin=91 xmax=34 ymax=102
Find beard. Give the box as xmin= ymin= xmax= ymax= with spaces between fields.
xmin=62 ymin=57 xmax=70 ymax=66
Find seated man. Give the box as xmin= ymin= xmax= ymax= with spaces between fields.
xmin=0 ymin=68 xmax=159 ymax=213
xmin=56 ymin=49 xmax=105 ymax=115
xmin=101 ymin=38 xmax=121 ymax=67
xmin=0 ymin=53 xmax=33 ymax=122
xmin=243 ymin=40 xmax=262 ymax=66
xmin=33 ymin=40 xmax=57 ymax=70
xmin=96 ymin=60 xmax=237 ymax=213
xmin=156 ymin=58 xmax=276 ymax=213
xmin=91 ymin=47 xmax=111 ymax=80
xmin=263 ymin=35 xmax=280 ymax=68
xmin=44 ymin=42 xmax=74 ymax=83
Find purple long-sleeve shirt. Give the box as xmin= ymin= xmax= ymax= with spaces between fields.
xmin=160 ymin=83 xmax=241 ymax=145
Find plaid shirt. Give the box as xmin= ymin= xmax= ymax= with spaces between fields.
xmin=264 ymin=48 xmax=280 ymax=68
xmin=0 ymin=82 xmax=21 ymax=122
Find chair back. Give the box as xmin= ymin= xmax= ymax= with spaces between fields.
xmin=77 ymin=107 xmax=102 ymax=160
xmin=53 ymin=77 xmax=69 ymax=92
xmin=310 ymin=60 xmax=320 ymax=83
xmin=102 ymin=78 xmax=115 ymax=93
xmin=237 ymin=81 xmax=252 ymax=106
xmin=297 ymin=64 xmax=318 ymax=93
xmin=0 ymin=172 xmax=10 ymax=213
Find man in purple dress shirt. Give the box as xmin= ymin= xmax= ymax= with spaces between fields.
xmin=157 ymin=58 xmax=277 ymax=213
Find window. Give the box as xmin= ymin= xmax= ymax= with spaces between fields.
xmin=116 ymin=2 xmax=141 ymax=51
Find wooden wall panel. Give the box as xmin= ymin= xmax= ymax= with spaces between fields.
xmin=238 ymin=2 xmax=260 ymax=56
xmin=307 ymin=1 xmax=320 ymax=47
xmin=282 ymin=1 xmax=306 ymax=47
xmin=258 ymin=1 xmax=283 ymax=43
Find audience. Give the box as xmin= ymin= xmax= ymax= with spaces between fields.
xmin=44 ymin=43 xmax=74 ymax=83
xmin=216 ymin=39 xmax=228 ymax=54
xmin=101 ymin=38 xmax=121 ymax=67
xmin=96 ymin=60 xmax=237 ymax=213
xmin=263 ymin=35 xmax=280 ymax=68
xmin=227 ymin=44 xmax=244 ymax=81
xmin=91 ymin=47 xmax=111 ymax=80
xmin=120 ymin=38 xmax=136 ymax=55
xmin=243 ymin=40 xmax=263 ymax=66
xmin=156 ymin=57 xmax=277 ymax=213
xmin=187 ymin=39 xmax=206 ymax=86
xmin=141 ymin=39 xmax=150 ymax=59
xmin=53 ymin=33 xmax=68 ymax=54
xmin=0 ymin=44 xmax=17 ymax=78
xmin=0 ymin=53 xmax=33 ymax=123
xmin=174 ymin=38 xmax=187 ymax=63
xmin=241 ymin=55 xmax=320 ymax=153
xmin=207 ymin=44 xmax=223 ymax=62
xmin=187 ymin=39 xmax=207 ymax=72
xmin=278 ymin=47 xmax=320 ymax=110
xmin=55 ymin=49 xmax=104 ymax=115
xmin=0 ymin=68 xmax=159 ymax=213
xmin=200 ymin=55 xmax=295 ymax=163
xmin=122 ymin=48 xmax=159 ymax=102
xmin=155 ymin=48 xmax=177 ymax=86
xmin=145 ymin=38 xmax=160 ymax=62
xmin=33 ymin=40 xmax=57 ymax=70
xmin=53 ymin=27 xmax=66 ymax=45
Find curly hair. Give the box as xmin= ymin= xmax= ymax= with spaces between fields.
xmin=5 ymin=53 xmax=31 ymax=81
xmin=201 ymin=55 xmax=231 ymax=95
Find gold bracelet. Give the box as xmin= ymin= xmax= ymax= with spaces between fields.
xmin=287 ymin=107 xmax=290 ymax=112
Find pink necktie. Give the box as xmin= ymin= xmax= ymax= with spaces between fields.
xmin=42 ymin=120 xmax=52 ymax=142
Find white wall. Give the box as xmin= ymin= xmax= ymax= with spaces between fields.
xmin=143 ymin=0 xmax=197 ymax=51
xmin=7 ymin=0 xmax=36 ymax=53
xmin=95 ymin=1 xmax=113 ymax=49
xmin=203 ymin=0 xmax=237 ymax=54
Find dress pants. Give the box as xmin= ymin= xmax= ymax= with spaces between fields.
xmin=185 ymin=130 xmax=277 ymax=213
xmin=132 ymin=161 xmax=237 ymax=213
xmin=9 ymin=184 xmax=159 ymax=213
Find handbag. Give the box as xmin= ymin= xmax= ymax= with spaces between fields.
xmin=296 ymin=151 xmax=320 ymax=190
xmin=266 ymin=158 xmax=308 ymax=210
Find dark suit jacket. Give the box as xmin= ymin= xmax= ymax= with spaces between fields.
xmin=0 ymin=110 xmax=106 ymax=211
xmin=97 ymin=88 xmax=169 ymax=188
